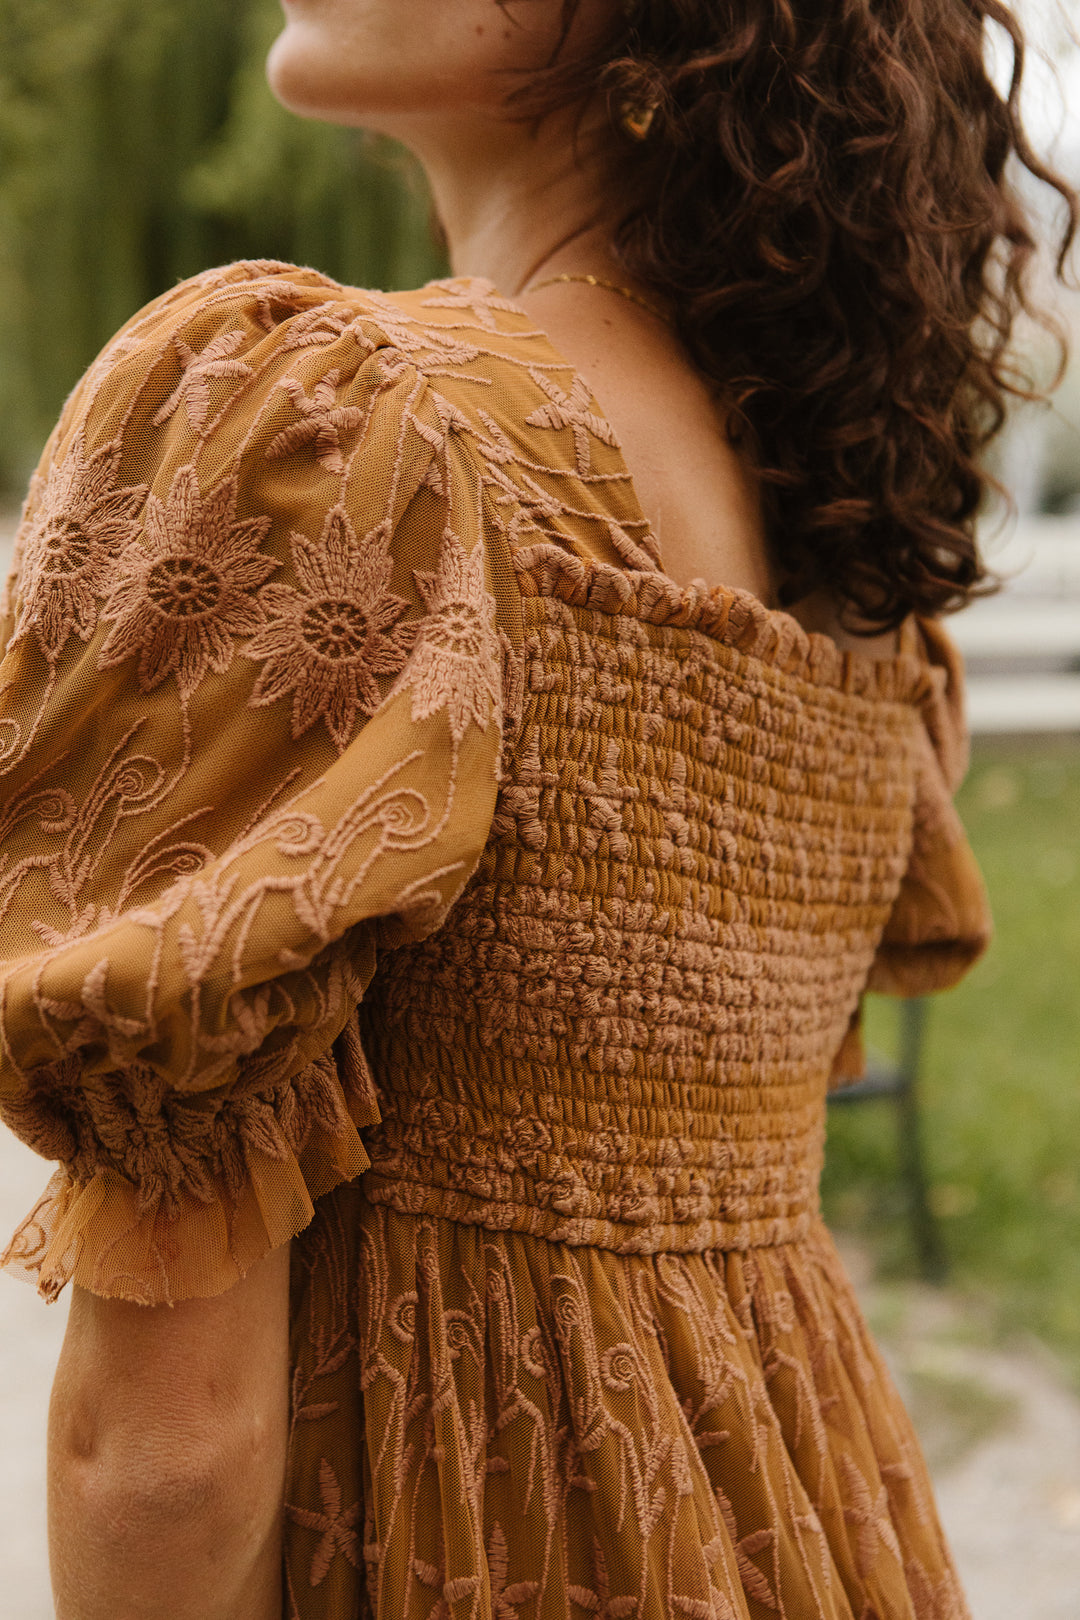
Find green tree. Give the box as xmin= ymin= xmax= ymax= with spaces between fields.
xmin=0 ymin=0 xmax=444 ymax=493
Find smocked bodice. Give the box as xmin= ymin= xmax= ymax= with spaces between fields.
xmin=358 ymin=591 xmax=922 ymax=1252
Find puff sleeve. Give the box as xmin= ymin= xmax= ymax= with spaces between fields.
xmin=867 ymin=616 xmax=992 ymax=996
xmin=829 ymin=615 xmax=992 ymax=1087
xmin=0 ymin=263 xmax=519 ymax=1304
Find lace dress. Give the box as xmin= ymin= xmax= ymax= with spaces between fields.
xmin=0 ymin=263 xmax=990 ymax=1620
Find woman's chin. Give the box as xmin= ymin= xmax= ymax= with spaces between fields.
xmin=265 ymin=28 xmax=373 ymax=126
xmin=264 ymin=16 xmax=504 ymax=136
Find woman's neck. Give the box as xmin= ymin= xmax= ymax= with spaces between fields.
xmin=393 ymin=104 xmax=624 ymax=296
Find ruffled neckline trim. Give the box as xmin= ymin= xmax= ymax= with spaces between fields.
xmin=510 ymin=540 xmax=939 ymax=706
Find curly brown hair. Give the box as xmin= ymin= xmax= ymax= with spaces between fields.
xmin=524 ymin=0 xmax=1077 ymax=630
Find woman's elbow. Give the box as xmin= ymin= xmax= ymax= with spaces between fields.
xmin=51 ymin=1377 xmax=283 ymax=1530
xmin=48 ymin=1393 xmax=285 ymax=1619
xmin=53 ymin=1416 xmax=236 ymax=1536
xmin=47 ymin=1255 xmax=291 ymax=1617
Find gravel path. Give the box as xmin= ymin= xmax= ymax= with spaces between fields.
xmin=934 ymin=1347 xmax=1080 ymax=1620
xmin=839 ymin=1238 xmax=1080 ymax=1620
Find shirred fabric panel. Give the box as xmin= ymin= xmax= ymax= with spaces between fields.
xmin=354 ymin=592 xmax=933 ymax=1252
xmin=0 ymin=263 xmax=515 ymax=1303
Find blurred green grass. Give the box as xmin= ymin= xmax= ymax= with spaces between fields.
xmin=823 ymin=736 xmax=1080 ymax=1379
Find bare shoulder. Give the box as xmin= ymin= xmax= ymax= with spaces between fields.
xmin=786 ymin=585 xmax=902 ymax=660
xmin=513 ymin=288 xmax=775 ymax=604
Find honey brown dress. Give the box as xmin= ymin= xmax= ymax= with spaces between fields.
xmin=0 ymin=262 xmax=991 ymax=1620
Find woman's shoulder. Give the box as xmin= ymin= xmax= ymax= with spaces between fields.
xmin=86 ymin=262 xmax=650 ymax=568
xmin=36 ymin=262 xmax=404 ymax=500
xmin=71 ymin=261 xmax=413 ymax=436
xmin=41 ymin=261 xmax=578 ymax=509
xmin=16 ymin=266 xmax=536 ymax=611
xmin=89 ymin=259 xmax=366 ymax=383
xmin=6 ymin=261 xmax=544 ymax=694
xmin=89 ymin=263 xmax=546 ymax=397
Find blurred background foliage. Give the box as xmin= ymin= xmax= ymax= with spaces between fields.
xmin=0 ymin=0 xmax=445 ymax=494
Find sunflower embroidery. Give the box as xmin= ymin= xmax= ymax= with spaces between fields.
xmin=13 ymin=433 xmax=147 ymax=665
xmin=97 ymin=464 xmax=277 ymax=699
xmin=244 ymin=506 xmax=415 ymax=749
xmin=387 ymin=528 xmax=502 ymax=745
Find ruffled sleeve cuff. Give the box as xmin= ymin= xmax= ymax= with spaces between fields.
xmin=826 ymin=829 xmax=990 ymax=1092
xmin=1 ymin=1019 xmax=379 ymax=1306
xmin=827 ymin=616 xmax=992 ymax=1092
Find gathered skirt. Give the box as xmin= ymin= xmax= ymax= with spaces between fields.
xmin=283 ymin=1182 xmax=966 ymax=1620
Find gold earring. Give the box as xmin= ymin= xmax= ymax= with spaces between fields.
xmin=619 ymin=96 xmax=657 ymax=141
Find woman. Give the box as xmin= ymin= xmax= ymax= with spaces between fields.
xmin=2 ymin=1 xmax=1074 ymax=1616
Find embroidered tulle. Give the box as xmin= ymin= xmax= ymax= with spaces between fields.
xmin=287 ymin=1189 xmax=969 ymax=1620
xmin=0 ymin=263 xmax=991 ymax=1618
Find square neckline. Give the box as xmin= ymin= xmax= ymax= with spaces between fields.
xmin=444 ymin=274 xmax=918 ymax=679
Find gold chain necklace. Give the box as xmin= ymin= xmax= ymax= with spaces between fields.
xmin=525 ymin=272 xmax=671 ymax=325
